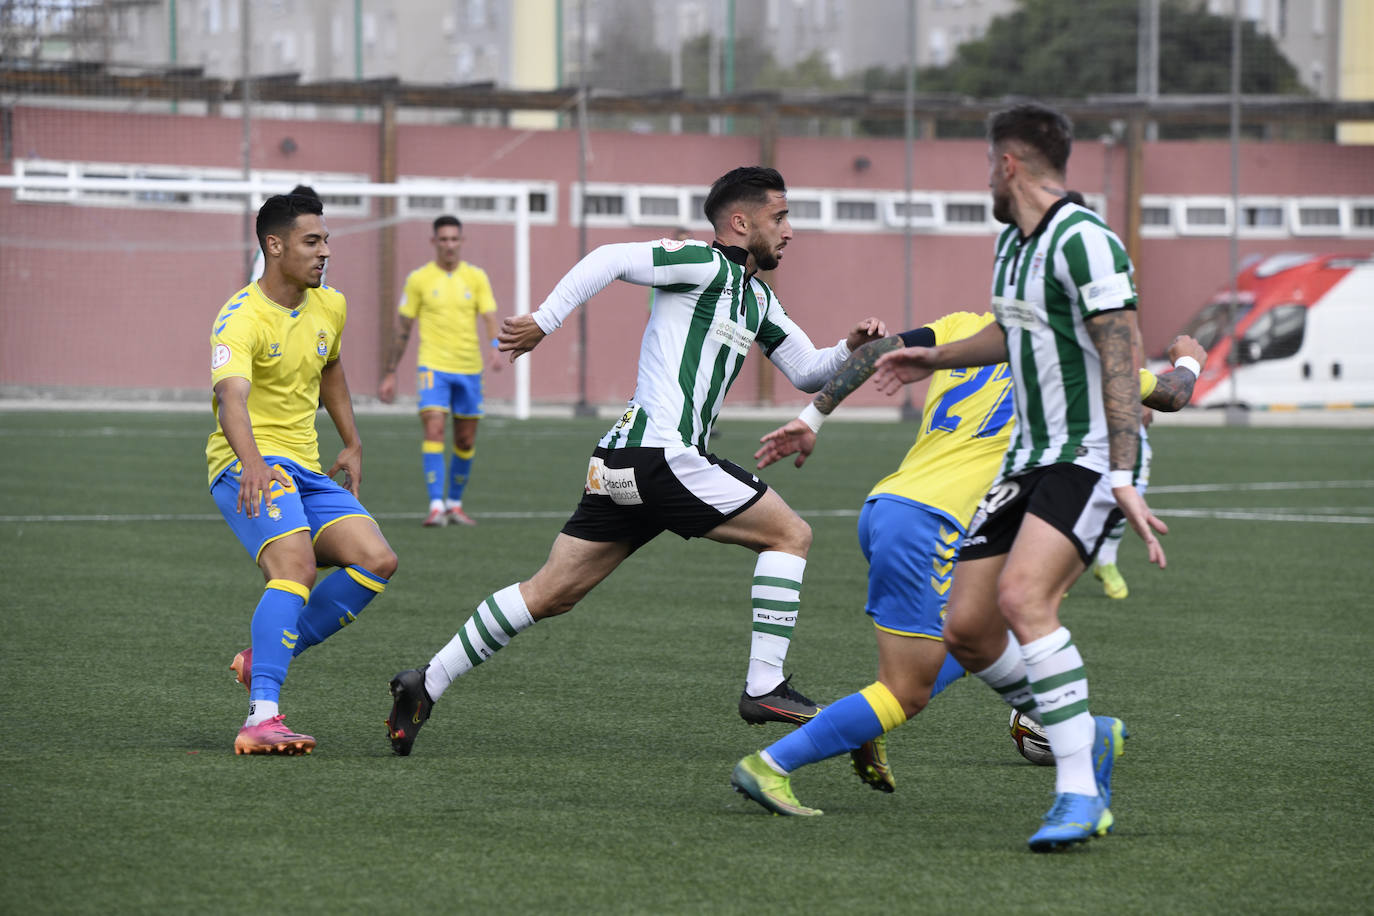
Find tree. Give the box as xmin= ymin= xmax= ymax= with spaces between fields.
xmin=862 ymin=0 xmax=1308 ymax=137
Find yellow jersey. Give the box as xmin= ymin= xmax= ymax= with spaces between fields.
xmin=205 ymin=282 xmax=346 ymax=485
xmin=869 ymin=310 xmax=1160 ymax=528
xmin=399 ymin=260 xmax=497 ymax=374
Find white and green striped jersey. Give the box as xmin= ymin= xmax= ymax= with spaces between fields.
xmin=990 ymin=200 xmax=1138 ymax=477
xmin=530 ymin=238 xmax=852 ymax=451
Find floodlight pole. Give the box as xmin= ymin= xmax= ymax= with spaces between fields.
xmin=900 ymin=0 xmax=919 ymax=423
xmin=239 ymin=0 xmax=252 ymax=282
xmin=573 ymin=0 xmax=595 ymax=418
xmin=1225 ymin=0 xmax=1247 ymax=425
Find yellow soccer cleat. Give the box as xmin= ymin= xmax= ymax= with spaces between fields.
xmin=1093 ymin=562 xmax=1129 ymax=599
xmin=730 ymin=752 xmax=822 ymax=816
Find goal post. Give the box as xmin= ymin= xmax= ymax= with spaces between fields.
xmin=0 ymin=171 xmax=537 ymax=418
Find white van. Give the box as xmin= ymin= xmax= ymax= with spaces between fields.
xmin=1173 ymin=253 xmax=1374 ymax=409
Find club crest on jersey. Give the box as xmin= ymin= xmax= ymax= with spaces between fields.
xmin=1029 ymin=252 xmax=1046 ymax=281
xmin=316 ymin=330 xmax=329 ymax=357
xmin=267 ymin=342 xmax=282 ymax=359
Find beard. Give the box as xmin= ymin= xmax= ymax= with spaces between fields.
xmin=748 ymin=237 xmax=780 ymax=271
xmin=992 ymin=190 xmax=1013 ymax=225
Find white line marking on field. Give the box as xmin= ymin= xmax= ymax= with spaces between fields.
xmin=3 ymin=507 xmax=1371 ymax=525
xmin=1150 ymin=480 xmax=1374 ymax=494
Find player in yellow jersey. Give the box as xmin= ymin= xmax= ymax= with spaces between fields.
xmin=379 ymin=215 xmax=502 ymax=527
xmin=730 ymin=313 xmax=1205 ymax=815
xmin=209 ymin=192 xmax=398 ymax=755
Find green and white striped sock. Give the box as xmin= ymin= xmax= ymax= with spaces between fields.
xmin=426 ymin=583 xmax=535 ymax=701
xmin=1022 ymin=626 xmax=1096 ymax=797
xmin=972 ymin=631 xmax=1038 ymax=719
xmin=746 ymin=551 xmax=805 ymax=696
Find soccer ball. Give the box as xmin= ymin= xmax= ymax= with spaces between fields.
xmin=1009 ymin=709 xmax=1054 ymax=766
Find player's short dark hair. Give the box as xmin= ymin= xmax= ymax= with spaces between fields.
xmin=256 ymin=192 xmax=324 ymax=251
xmin=433 ymin=215 xmax=462 ymax=234
xmin=703 ymin=166 xmax=786 ymax=228
xmin=1063 ymin=190 xmax=1087 ymax=207
xmin=289 ymin=184 xmax=320 ymax=201
xmin=988 ymin=103 xmax=1073 ymax=175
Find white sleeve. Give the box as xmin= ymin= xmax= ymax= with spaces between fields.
xmin=765 ymin=321 xmax=853 ymax=393
xmin=530 ymin=242 xmax=657 ymax=335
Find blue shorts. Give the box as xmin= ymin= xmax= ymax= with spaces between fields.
xmin=418 ymin=367 xmax=483 ymax=417
xmin=211 ymin=456 xmax=373 ymax=562
xmin=857 ymin=495 xmax=964 ymax=639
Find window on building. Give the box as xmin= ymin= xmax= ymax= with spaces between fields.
xmin=945 ymin=202 xmax=987 ymax=224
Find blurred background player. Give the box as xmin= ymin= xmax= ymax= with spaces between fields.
xmin=249 ymin=184 xmax=320 ymax=283
xmin=379 ymin=215 xmax=502 ymax=527
xmin=383 ymin=166 xmax=886 ymax=757
xmin=732 ymin=311 xmax=1205 ymax=816
xmin=210 ymin=192 xmax=397 ymax=754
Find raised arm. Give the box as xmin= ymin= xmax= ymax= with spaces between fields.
xmin=871 ymin=321 xmax=1008 ymax=395
xmin=1143 ymin=334 xmax=1207 ymax=412
xmin=756 ymin=323 xmax=928 ymax=469
xmin=499 ymin=242 xmax=658 ymax=361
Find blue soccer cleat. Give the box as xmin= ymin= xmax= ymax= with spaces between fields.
xmin=1092 ymin=715 xmax=1128 ymax=806
xmin=1028 ymin=792 xmax=1113 ymax=852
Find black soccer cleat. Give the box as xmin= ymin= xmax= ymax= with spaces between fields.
xmin=739 ymin=675 xmax=821 ymax=726
xmin=386 ymin=666 xmax=434 ymax=756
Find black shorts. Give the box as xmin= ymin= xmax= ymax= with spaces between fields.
xmin=561 ymin=446 xmax=769 ymax=552
xmin=959 ymin=463 xmax=1123 ymax=564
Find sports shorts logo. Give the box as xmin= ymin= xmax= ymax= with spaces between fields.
xmin=977 ymin=479 xmax=1021 ymax=516
xmin=585 ymin=456 xmax=643 ymax=505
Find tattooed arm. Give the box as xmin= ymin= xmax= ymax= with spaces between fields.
xmin=754 ymin=334 xmax=908 ymax=469
xmin=813 ymin=336 xmax=906 ymax=415
xmin=1085 ymin=309 xmax=1143 ymax=474
xmin=1144 ymin=369 xmax=1197 ymax=412
xmin=1087 ymin=308 xmax=1169 ymax=567
xmin=1143 ymin=334 xmax=1207 ymax=412
xmin=756 ymin=327 xmax=928 ymax=470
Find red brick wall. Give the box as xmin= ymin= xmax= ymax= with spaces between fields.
xmin=3 ymin=106 xmax=1371 ymax=409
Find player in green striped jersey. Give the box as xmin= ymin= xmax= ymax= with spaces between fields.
xmin=384 ymin=166 xmax=886 ymax=756
xmin=872 ymin=103 xmax=1171 ymax=851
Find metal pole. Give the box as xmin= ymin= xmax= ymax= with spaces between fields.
xmin=168 ymin=0 xmax=177 ymax=114
xmin=901 ymin=0 xmax=918 ymax=422
xmin=1225 ymin=0 xmax=1246 ymax=424
xmin=723 ymin=0 xmax=735 ymax=135
xmin=1136 ymin=0 xmax=1160 ymax=141
xmin=240 ymin=0 xmax=252 ymax=281
xmin=574 ymin=0 xmax=594 ymax=417
xmin=354 ymin=0 xmax=363 ymax=121
xmin=708 ymin=1 xmax=720 ymax=135
xmin=669 ymin=2 xmax=682 ymax=134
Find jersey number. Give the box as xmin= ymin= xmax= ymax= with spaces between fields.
xmin=925 ymin=365 xmax=1015 ymax=438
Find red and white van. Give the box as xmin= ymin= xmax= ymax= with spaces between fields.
xmin=1169 ymin=252 xmax=1374 ymax=408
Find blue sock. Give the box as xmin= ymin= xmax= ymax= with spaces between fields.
xmin=448 ymin=445 xmax=474 ymax=503
xmin=293 ymin=565 xmax=388 ymax=656
xmin=767 ymin=691 xmax=888 ymax=773
xmin=930 ymin=652 xmax=967 ymax=699
xmin=249 ymin=580 xmax=308 ymax=702
xmin=423 ymin=441 xmax=445 ymax=501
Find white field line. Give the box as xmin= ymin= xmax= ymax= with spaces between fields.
xmin=3 ymin=507 xmax=1372 ymax=525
